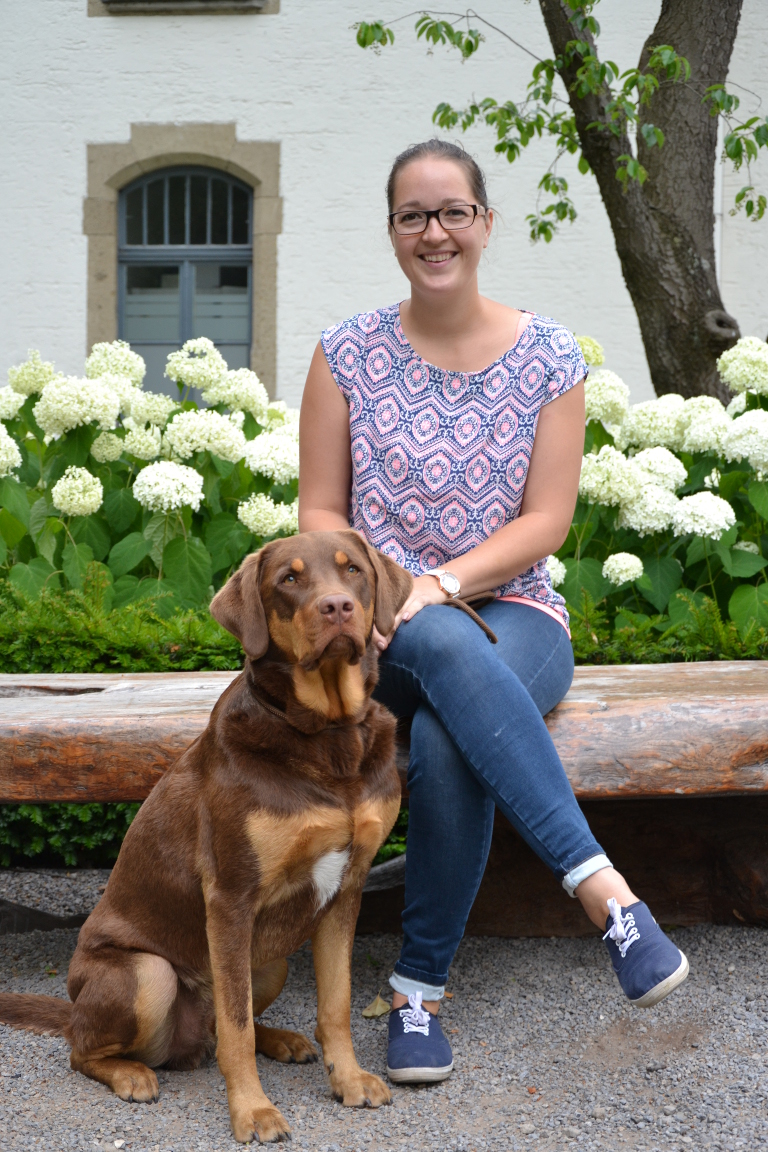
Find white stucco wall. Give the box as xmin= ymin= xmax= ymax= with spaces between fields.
xmin=1 ymin=0 xmax=766 ymax=406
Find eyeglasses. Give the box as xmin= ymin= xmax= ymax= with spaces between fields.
xmin=388 ymin=203 xmax=484 ymax=236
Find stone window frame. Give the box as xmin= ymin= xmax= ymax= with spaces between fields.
xmin=84 ymin=123 xmax=281 ymax=395
xmin=88 ymin=1 xmax=279 ymax=16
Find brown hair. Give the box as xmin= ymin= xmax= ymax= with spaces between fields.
xmin=386 ymin=139 xmax=489 ymax=213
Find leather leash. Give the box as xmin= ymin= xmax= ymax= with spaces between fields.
xmin=443 ymin=592 xmax=498 ymax=643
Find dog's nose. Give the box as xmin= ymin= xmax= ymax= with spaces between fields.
xmin=318 ymin=594 xmax=355 ymax=624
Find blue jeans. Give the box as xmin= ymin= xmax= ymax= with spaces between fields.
xmin=373 ymin=599 xmax=608 ymax=999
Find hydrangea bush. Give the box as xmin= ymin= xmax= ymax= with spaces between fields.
xmin=552 ymin=335 xmax=768 ymax=635
xmin=0 ymin=339 xmax=298 ymax=612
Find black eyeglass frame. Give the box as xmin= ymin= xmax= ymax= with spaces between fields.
xmin=388 ymin=203 xmax=485 ymax=235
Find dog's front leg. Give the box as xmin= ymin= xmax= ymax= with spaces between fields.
xmin=205 ymin=892 xmax=290 ymax=1143
xmin=312 ymin=888 xmax=392 ymax=1108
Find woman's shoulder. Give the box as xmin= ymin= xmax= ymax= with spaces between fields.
xmin=321 ymin=304 xmax=401 ymax=348
xmin=518 ymin=313 xmax=581 ymax=358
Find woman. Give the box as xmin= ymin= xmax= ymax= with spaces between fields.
xmin=299 ymin=139 xmax=688 ymax=1085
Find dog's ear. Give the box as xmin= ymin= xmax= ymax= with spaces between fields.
xmin=209 ymin=550 xmax=270 ymax=660
xmin=349 ymin=535 xmax=413 ymax=636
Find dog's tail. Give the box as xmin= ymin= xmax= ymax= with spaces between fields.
xmin=0 ymin=993 xmax=72 ymax=1037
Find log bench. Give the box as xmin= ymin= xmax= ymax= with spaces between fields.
xmin=1 ymin=664 xmax=767 ymax=936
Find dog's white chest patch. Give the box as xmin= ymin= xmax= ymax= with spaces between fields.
xmin=312 ymin=848 xmax=350 ymax=907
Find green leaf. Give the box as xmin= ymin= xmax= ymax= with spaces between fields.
xmin=205 ymin=514 xmax=253 ymax=574
xmin=718 ymin=470 xmax=749 ymax=503
xmin=104 ymin=488 xmax=141 ymax=534
xmin=29 ymin=496 xmax=55 ymax=542
xmin=143 ymin=512 xmax=182 ymax=568
xmin=108 ymin=532 xmax=151 ymax=579
xmin=667 ymin=589 xmax=708 ymax=625
xmin=0 ymin=508 xmax=28 ymax=550
xmin=35 ymin=517 xmax=64 ymax=565
xmin=70 ymin=515 xmax=112 ymax=562
xmin=562 ymin=557 xmax=612 ymax=605
xmin=715 ymin=544 xmax=768 ymax=578
xmin=111 ymin=574 xmax=140 ymax=609
xmin=685 ymin=536 xmax=708 ymax=567
xmin=57 ymin=425 xmax=97 ymax=467
xmin=636 ymin=556 xmax=682 ymax=613
xmin=0 ymin=477 xmax=31 ymax=528
xmin=62 ymin=542 xmax=94 ymax=590
xmin=748 ymin=480 xmax=768 ymax=521
xmin=729 ymin=584 xmax=768 ymax=634
xmin=162 ymin=536 xmax=213 ymax=604
xmin=8 ymin=557 xmax=60 ymax=599
xmin=0 ymin=534 xmax=7 ymax=565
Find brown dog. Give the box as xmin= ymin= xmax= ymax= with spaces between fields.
xmin=0 ymin=530 xmax=412 ymax=1143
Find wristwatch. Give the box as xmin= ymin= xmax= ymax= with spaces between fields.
xmin=424 ymin=568 xmax=461 ymax=599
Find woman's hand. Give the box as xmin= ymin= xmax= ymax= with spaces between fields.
xmin=374 ymin=574 xmax=448 ymax=650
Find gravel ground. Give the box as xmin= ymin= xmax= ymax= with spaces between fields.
xmin=1 ymin=870 xmax=767 ymax=1152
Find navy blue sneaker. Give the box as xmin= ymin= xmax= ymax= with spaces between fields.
xmin=604 ymin=898 xmax=689 ymax=1007
xmin=386 ymin=993 xmax=454 ymax=1084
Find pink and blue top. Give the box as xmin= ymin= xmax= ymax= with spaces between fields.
xmin=321 ymin=304 xmax=587 ymax=631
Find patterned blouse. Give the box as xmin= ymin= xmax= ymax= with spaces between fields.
xmin=321 ymin=304 xmax=587 ymax=631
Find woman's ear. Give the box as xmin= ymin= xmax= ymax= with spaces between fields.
xmin=209 ymin=550 xmax=270 ymax=660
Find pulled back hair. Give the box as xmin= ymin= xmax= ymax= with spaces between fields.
xmin=386 ymin=138 xmax=489 ymax=213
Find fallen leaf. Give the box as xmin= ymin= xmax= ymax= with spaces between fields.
xmin=527 ymin=1086 xmax=537 ymax=1095
xmin=443 ymin=991 xmax=453 ymax=999
xmin=362 ymin=991 xmax=390 ymax=1018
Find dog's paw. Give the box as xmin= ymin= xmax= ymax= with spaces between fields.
xmin=254 ymin=1023 xmax=318 ymax=1064
xmin=111 ymin=1063 xmax=159 ymax=1104
xmin=330 ymin=1068 xmax=391 ymax=1108
xmin=231 ymin=1103 xmax=291 ymax=1144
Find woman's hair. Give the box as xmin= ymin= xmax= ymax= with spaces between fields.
xmin=386 ymin=138 xmax=489 ymax=213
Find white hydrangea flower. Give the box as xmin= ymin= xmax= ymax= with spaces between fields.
xmin=584 ymin=369 xmax=630 ymax=428
xmin=94 ymin=372 xmax=139 ymax=416
xmin=201 ymin=368 xmax=270 ymax=423
xmin=243 ymin=426 xmax=300 ymax=484
xmin=237 ymin=493 xmax=298 ymax=537
xmin=86 ymin=340 xmax=146 ymax=387
xmin=163 ymin=409 xmax=247 ymax=463
xmin=90 ymin=431 xmax=124 ymax=463
xmin=617 ymin=484 xmax=680 ymax=537
xmin=0 ymin=388 xmax=25 ymax=420
xmin=631 ymin=447 xmax=687 ymax=492
xmin=602 ymin=552 xmax=644 ymax=586
xmin=51 ymin=466 xmax=103 ymax=517
xmin=717 ymin=336 xmax=768 ymax=396
xmin=615 ymin=393 xmax=686 ymax=451
xmin=127 ymin=390 xmax=179 ymax=429
xmin=264 ymin=400 xmax=300 ymax=432
xmin=575 ymin=336 xmax=605 ymax=367
xmin=722 ymin=409 xmax=768 ymax=473
xmin=680 ymin=395 xmax=731 ymax=455
xmin=33 ymin=376 xmax=121 ymax=440
xmin=0 ymin=423 xmax=23 ymax=477
xmin=124 ymin=425 xmax=162 ymax=461
xmin=734 ymin=540 xmax=759 ymax=554
xmin=726 ymin=392 xmax=747 ymax=417
xmin=228 ymin=410 xmax=246 ymax=430
xmin=578 ymin=446 xmax=642 ymax=507
xmin=165 ymin=337 xmax=227 ymax=393
xmin=8 ymin=350 xmax=61 ymax=397
xmin=671 ymin=491 xmax=736 ymax=540
xmin=545 ymin=555 xmax=567 ymax=588
xmin=132 ymin=461 xmax=203 ymax=513
xmin=703 ymin=468 xmax=721 ymax=490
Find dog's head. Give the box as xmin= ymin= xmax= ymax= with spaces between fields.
xmin=210 ymin=531 xmax=412 ymax=722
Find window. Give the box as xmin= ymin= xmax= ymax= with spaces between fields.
xmin=118 ymin=167 xmax=253 ymax=395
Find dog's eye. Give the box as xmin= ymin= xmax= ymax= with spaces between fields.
xmin=283 ymin=574 xmax=296 ymax=584
xmin=348 ymin=565 xmax=359 ymax=575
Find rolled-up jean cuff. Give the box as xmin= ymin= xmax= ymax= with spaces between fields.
xmin=561 ymin=853 xmax=612 ymax=897
xmin=389 ymin=972 xmax=445 ymax=1001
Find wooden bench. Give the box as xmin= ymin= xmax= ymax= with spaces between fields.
xmin=2 ymin=664 xmax=768 ymax=936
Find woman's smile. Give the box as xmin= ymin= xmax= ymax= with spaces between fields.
xmin=418 ymin=251 xmax=458 ymax=265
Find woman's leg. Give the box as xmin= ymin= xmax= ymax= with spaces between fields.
xmin=374 ymin=600 xmax=609 ymax=1003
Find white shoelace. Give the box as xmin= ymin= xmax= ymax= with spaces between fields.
xmin=400 ymin=991 xmax=431 ymax=1036
xmin=603 ymin=897 xmax=641 ymax=958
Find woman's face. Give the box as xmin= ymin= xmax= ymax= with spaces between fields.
xmin=389 ymin=156 xmax=493 ymax=297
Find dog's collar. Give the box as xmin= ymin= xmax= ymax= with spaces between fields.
xmin=252 ymin=688 xmax=351 ymax=732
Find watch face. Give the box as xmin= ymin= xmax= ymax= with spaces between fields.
xmin=442 ymin=573 xmax=461 ymax=595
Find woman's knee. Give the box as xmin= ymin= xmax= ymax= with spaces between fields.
xmin=386 ymin=603 xmax=485 ymax=670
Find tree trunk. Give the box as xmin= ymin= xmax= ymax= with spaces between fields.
xmin=538 ymin=0 xmax=743 ymax=400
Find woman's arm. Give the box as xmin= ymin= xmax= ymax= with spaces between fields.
xmin=298 ymin=342 xmax=352 ymax=533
